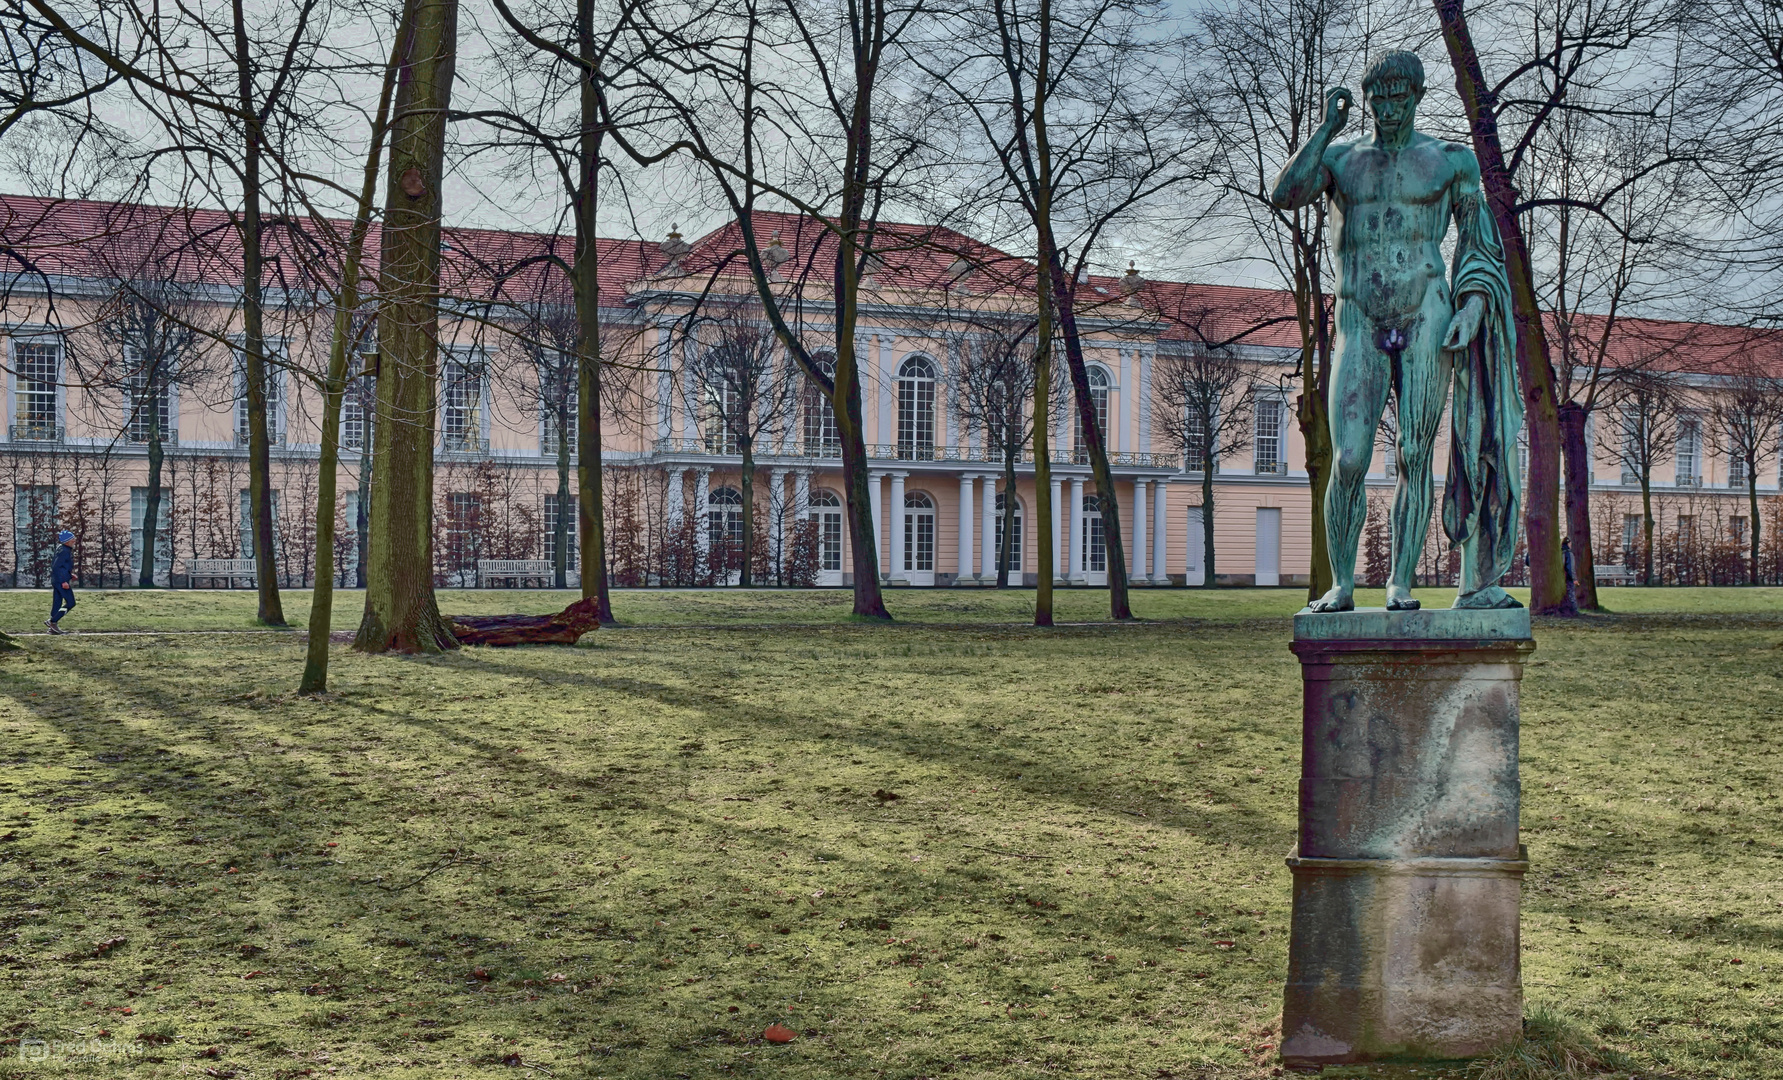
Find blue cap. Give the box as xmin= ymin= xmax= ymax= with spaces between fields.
xmin=57 ymin=530 xmax=73 ymax=543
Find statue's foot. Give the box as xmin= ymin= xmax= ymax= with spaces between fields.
xmin=1307 ymin=586 xmax=1355 ymax=613
xmin=1452 ymin=584 xmax=1523 ymax=610
xmin=1385 ymin=584 xmax=1421 ymax=611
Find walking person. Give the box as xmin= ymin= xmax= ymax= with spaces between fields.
xmin=45 ymin=529 xmax=76 ymax=634
xmin=1561 ymin=536 xmax=1576 ymax=605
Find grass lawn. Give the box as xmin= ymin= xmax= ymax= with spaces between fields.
xmin=0 ymin=588 xmax=1777 ymax=1078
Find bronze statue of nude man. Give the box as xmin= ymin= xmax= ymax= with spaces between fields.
xmin=1272 ymin=51 xmax=1523 ymax=613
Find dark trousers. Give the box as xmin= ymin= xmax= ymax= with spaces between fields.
xmin=50 ymin=587 xmax=75 ymax=623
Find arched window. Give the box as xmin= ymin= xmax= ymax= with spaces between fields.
xmin=994 ymin=491 xmax=1023 ymax=573
xmin=708 ymin=485 xmax=743 ymax=550
xmin=903 ymin=490 xmax=935 ymax=573
xmin=803 ymin=352 xmax=839 ymax=456
xmin=808 ymin=489 xmax=843 ymax=572
xmin=1081 ymin=493 xmax=1106 ymax=573
xmin=897 ymin=355 xmax=936 ymax=460
xmin=1075 ymin=365 xmax=1111 ymax=461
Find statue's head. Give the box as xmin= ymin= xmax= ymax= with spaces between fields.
xmin=1362 ymin=51 xmax=1424 ymax=135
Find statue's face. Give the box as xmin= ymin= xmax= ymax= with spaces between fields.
xmin=1366 ymin=79 xmax=1421 ymax=135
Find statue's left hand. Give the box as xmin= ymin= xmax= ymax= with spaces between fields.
xmin=1441 ymin=293 xmax=1486 ymax=352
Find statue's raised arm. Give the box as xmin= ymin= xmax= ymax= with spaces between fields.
xmin=1270 ymin=87 xmax=1352 ymax=210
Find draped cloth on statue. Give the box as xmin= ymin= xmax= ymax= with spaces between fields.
xmin=1442 ymin=190 xmax=1522 ymax=587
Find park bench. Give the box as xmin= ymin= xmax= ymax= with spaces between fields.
xmin=1595 ymin=565 xmax=1637 ymax=586
xmin=186 ymin=557 xmax=257 ymax=588
xmin=477 ymin=559 xmax=555 ymax=587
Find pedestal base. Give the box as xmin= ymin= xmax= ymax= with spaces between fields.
xmin=1282 ymin=607 xmax=1532 ymax=1068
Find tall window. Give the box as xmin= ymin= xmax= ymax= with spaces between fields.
xmin=1621 ymin=513 xmax=1641 ymax=567
xmin=1729 ymin=443 xmax=1747 ymax=487
xmin=803 ymin=353 xmax=839 ymax=456
xmin=708 ymin=486 xmax=744 ymax=550
xmin=995 ymin=491 xmax=1023 ymax=572
xmin=13 ymin=340 xmax=60 ymax=439
xmin=544 ymin=492 xmax=578 ymax=570
xmin=541 ymin=361 xmax=577 ymax=456
xmin=1081 ymin=494 xmax=1107 ymax=572
xmin=235 ymin=348 xmax=284 ymax=446
xmin=704 ymin=381 xmax=740 ymax=454
xmin=442 ymin=354 xmax=484 ymax=452
xmin=1254 ymin=397 xmax=1285 ymax=474
xmin=1378 ymin=418 xmax=1398 ymax=478
xmin=130 ymin=487 xmax=172 ymax=582
xmin=443 ymin=491 xmax=481 ymax=585
xmin=809 ymin=489 xmax=843 ymax=571
xmin=897 ymin=355 xmax=936 ymax=460
xmin=1183 ymin=406 xmax=1208 ymax=473
xmin=903 ymin=491 xmax=935 ymax=571
xmin=1675 ymin=415 xmax=1701 ymax=486
xmin=13 ymin=484 xmax=58 ymax=585
xmin=123 ymin=348 xmax=172 ymax=444
xmin=238 ymin=488 xmax=282 ymax=560
xmin=1074 ymin=365 xmax=1111 ymax=461
xmin=343 ymin=370 xmax=372 ymax=451
xmin=1619 ymin=407 xmax=1643 ymax=486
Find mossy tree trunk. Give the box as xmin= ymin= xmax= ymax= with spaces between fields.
xmin=354 ymin=0 xmax=460 ymax=655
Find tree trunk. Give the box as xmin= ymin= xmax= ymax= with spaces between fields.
xmin=554 ymin=416 xmax=571 ymax=589
xmin=354 ymin=434 xmax=372 ymax=588
xmin=1033 ymin=277 xmax=1055 ymax=627
xmin=1558 ymin=400 xmax=1599 ymax=610
xmin=452 ymin=596 xmax=599 ymax=646
xmin=301 ymin=301 xmax=355 ymax=692
xmin=1049 ymin=267 xmax=1130 ymax=619
xmin=1000 ymin=447 xmax=1018 ymax=588
xmin=1435 ymin=0 xmax=1569 ymax=615
xmin=1750 ymin=471 xmax=1762 ymax=586
xmin=354 ymin=0 xmax=459 ymax=654
xmin=139 ymin=409 xmax=163 ymax=587
xmin=231 ymin=0 xmax=285 ymax=626
xmin=740 ymin=445 xmax=755 ymax=586
xmin=572 ymin=2 xmax=613 ymax=623
xmin=1640 ymin=478 xmax=1654 ymax=586
xmin=824 ymin=235 xmax=887 ymax=617
xmin=1295 ymin=271 xmax=1334 ymax=602
xmin=1201 ymin=465 xmax=1216 ymax=588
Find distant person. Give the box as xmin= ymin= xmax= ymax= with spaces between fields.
xmin=46 ymin=529 xmax=76 ymax=634
xmin=1561 ymin=537 xmax=1576 ymax=585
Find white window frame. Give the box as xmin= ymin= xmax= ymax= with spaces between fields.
xmin=122 ymin=345 xmax=178 ymax=444
xmin=9 ymin=336 xmax=65 ymax=440
xmin=1253 ymin=395 xmax=1286 ymax=475
xmin=234 ymin=340 xmax=287 ymax=446
xmin=441 ymin=347 xmax=489 ymax=453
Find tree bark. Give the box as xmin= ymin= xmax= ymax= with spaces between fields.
xmin=573 ymin=0 xmax=613 ymax=623
xmin=1201 ymin=464 xmax=1216 ymax=588
xmin=739 ymin=443 xmax=755 ymax=586
xmin=139 ymin=406 xmax=163 ymax=587
xmin=1640 ymin=477 xmax=1654 ymax=586
xmin=1048 ymin=265 xmax=1130 ymax=619
xmin=1749 ymin=470 xmax=1762 ymax=586
xmin=1436 ymin=0 xmax=1570 ymax=614
xmin=554 ymin=410 xmax=571 ymax=589
xmin=233 ymin=0 xmax=285 ymax=626
xmin=451 ymin=596 xmax=600 ymax=646
xmin=1294 ymin=267 xmax=1334 ymax=602
xmin=999 ymin=449 xmax=1018 ymax=588
xmin=1033 ymin=271 xmax=1055 ymax=627
xmin=1558 ymin=401 xmax=1598 ymax=610
xmin=354 ymin=0 xmax=460 ymax=654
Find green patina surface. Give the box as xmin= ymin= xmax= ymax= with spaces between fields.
xmin=0 ymin=589 xmax=1774 ymax=1079
xmin=1293 ymin=606 xmax=1532 ymax=642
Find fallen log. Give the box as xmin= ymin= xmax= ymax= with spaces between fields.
xmin=448 ymin=597 xmax=600 ymax=647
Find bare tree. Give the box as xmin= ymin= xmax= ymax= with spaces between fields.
xmin=498 ymin=293 xmax=581 ymax=589
xmin=1190 ymin=0 xmax=1369 ymax=603
xmin=1707 ymin=357 xmax=1783 ymax=585
xmin=76 ymin=271 xmax=218 ymax=586
xmin=1603 ymin=365 xmax=1682 ymax=585
xmin=1153 ymin=341 xmax=1258 ymax=588
xmin=935 ymin=289 xmax=1065 ymax=586
xmin=915 ymin=0 xmax=1203 ymax=622
xmin=678 ymin=300 xmax=798 ymax=586
xmin=356 ymin=0 xmax=462 ymax=654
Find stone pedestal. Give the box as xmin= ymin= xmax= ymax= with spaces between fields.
xmin=1281 ymin=607 xmax=1532 ymax=1068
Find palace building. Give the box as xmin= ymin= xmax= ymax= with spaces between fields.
xmin=0 ymin=194 xmax=1776 ymax=589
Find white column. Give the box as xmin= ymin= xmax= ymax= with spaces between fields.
xmin=769 ymin=467 xmax=789 ymax=578
xmin=680 ymin=341 xmax=699 ymax=446
xmin=656 ymin=325 xmax=673 ymax=442
xmin=1068 ymin=476 xmax=1085 ymax=582
xmin=1133 ymin=480 xmax=1149 ymax=583
xmin=877 ymin=334 xmax=895 ymax=451
xmin=1152 ymin=480 xmax=1168 ymax=582
xmin=958 ymin=473 xmax=974 ymax=581
xmin=1117 ymin=348 xmax=1131 ymax=453
xmin=667 ymin=466 xmax=687 ymax=529
xmin=869 ymin=470 xmax=884 ymax=578
xmin=889 ymin=471 xmax=908 ymax=580
xmin=694 ymin=468 xmax=713 ymax=554
xmin=1050 ymin=477 xmax=1064 ymax=582
xmin=1138 ymin=348 xmax=1154 ymax=451
xmin=981 ymin=475 xmax=997 ymax=580
xmin=793 ymin=469 xmax=812 ymax=518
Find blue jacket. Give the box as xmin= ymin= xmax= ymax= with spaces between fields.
xmin=51 ymin=544 xmax=73 ymax=587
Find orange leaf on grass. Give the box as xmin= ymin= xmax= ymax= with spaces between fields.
xmin=763 ymin=1023 xmax=797 ymax=1044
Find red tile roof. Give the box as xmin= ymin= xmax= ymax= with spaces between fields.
xmin=3 ymin=195 xmax=1773 ymax=374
